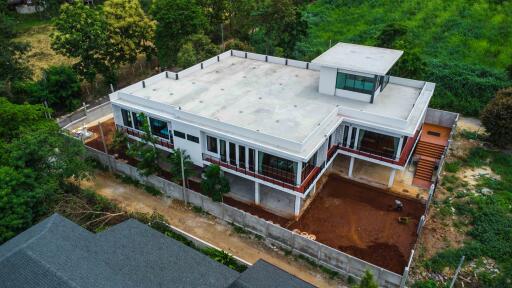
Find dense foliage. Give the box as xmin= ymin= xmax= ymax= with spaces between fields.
xmin=167 ymin=148 xmax=194 ymax=185
xmin=150 ymin=0 xmax=207 ymax=67
xmin=301 ymin=0 xmax=512 ymax=116
xmin=201 ymin=165 xmax=230 ymax=202
xmin=481 ymin=88 xmax=512 ymax=147
xmin=0 ymin=98 xmax=89 ymax=243
xmin=13 ymin=65 xmax=82 ymax=112
xmin=0 ymin=14 xmax=31 ymax=96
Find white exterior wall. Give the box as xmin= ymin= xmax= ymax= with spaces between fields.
xmin=172 ymin=121 xmax=203 ymax=166
xmin=318 ymin=66 xmax=337 ymax=95
xmin=335 ymin=89 xmax=372 ymax=102
xmin=112 ymin=104 xmax=123 ymax=125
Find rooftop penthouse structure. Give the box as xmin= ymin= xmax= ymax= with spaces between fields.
xmin=109 ymin=43 xmax=436 ymax=218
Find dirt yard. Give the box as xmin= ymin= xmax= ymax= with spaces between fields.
xmin=290 ymin=174 xmax=425 ymax=274
xmin=81 ymin=171 xmax=346 ymax=288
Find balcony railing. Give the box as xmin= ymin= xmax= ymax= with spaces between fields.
xmin=202 ymin=153 xmax=320 ymax=193
xmin=117 ymin=124 xmax=174 ymax=149
xmin=337 ymin=128 xmax=421 ymax=167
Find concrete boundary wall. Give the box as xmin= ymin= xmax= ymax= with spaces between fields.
xmin=86 ymin=146 xmax=403 ymax=287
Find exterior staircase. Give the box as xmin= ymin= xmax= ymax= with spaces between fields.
xmin=412 ymin=127 xmax=449 ymax=188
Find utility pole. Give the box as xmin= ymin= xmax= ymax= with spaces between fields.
xmin=181 ymin=151 xmax=187 ymax=205
xmin=98 ymin=121 xmax=112 ymax=172
xmin=449 ymin=256 xmax=465 ymax=288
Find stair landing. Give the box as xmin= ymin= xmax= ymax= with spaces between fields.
xmin=412 ymin=124 xmax=451 ymax=189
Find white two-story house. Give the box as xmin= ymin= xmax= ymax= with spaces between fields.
xmin=109 ymin=43 xmax=435 ymax=218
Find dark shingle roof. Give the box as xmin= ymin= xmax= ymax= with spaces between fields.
xmin=0 ymin=214 xmax=316 ymax=288
xmin=230 ymin=259 xmax=315 ymax=288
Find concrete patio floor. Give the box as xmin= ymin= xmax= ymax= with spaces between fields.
xmin=330 ymin=155 xmax=428 ymax=201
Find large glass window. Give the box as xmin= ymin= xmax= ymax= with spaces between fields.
xmin=258 ymin=152 xmax=297 ymax=185
xmin=248 ymin=148 xmax=255 ymax=172
xmin=149 ymin=117 xmax=169 ymax=139
xmin=121 ymin=109 xmax=133 ymax=128
xmin=357 ymin=129 xmax=399 ymax=159
xmin=132 ymin=112 xmax=145 ymax=130
xmin=229 ymin=142 xmax=236 ymax=166
xmin=239 ymin=145 xmax=246 ymax=169
xmin=207 ymin=135 xmax=218 ymax=154
xmin=220 ymin=140 xmax=227 ymax=162
xmin=336 ymin=72 xmax=375 ymax=94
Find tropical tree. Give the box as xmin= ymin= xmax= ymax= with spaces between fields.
xmin=109 ymin=129 xmax=128 ymax=154
xmin=150 ymin=0 xmax=207 ymax=67
xmin=127 ymin=113 xmax=160 ymax=176
xmin=0 ymin=15 xmax=31 ymax=96
xmin=481 ymin=88 xmax=512 ymax=148
xmin=103 ymin=0 xmax=156 ymax=64
xmin=224 ymin=39 xmax=254 ymax=52
xmin=252 ymin=0 xmax=308 ymax=57
xmin=197 ymin=0 xmax=230 ymax=42
xmin=51 ymin=2 xmax=115 ymax=84
xmin=167 ymin=148 xmax=194 ymax=185
xmin=39 ymin=65 xmax=82 ymax=112
xmin=177 ymin=33 xmax=219 ymax=68
xmin=177 ymin=43 xmax=197 ymax=69
xmin=201 ymin=165 xmax=230 ymax=202
xmin=0 ymin=98 xmax=90 ymax=243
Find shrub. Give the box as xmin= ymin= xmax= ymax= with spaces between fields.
xmin=444 ymin=161 xmax=461 ymax=173
xmin=201 ymin=165 xmax=230 ymax=202
xmin=353 ymin=270 xmax=378 ymax=288
xmin=481 ymin=88 xmax=512 ymax=148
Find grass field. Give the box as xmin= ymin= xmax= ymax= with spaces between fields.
xmin=300 ymin=0 xmax=512 ymax=116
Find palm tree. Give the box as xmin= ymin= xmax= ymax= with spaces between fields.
xmin=201 ymin=165 xmax=230 ymax=202
xmin=167 ymin=148 xmax=194 ymax=185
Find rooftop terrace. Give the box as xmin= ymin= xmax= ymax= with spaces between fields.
xmin=111 ymin=50 xmax=433 ymax=159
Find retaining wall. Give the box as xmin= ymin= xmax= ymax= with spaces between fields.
xmin=86 ymin=146 xmax=404 ymax=287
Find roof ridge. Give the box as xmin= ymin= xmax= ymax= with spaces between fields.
xmin=0 ymin=213 xmax=59 ymax=263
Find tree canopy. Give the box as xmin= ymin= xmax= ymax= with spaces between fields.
xmin=150 ymin=0 xmax=207 ymax=67
xmin=103 ymin=0 xmax=156 ymax=64
xmin=0 ymin=98 xmax=90 ymax=243
xmin=51 ymin=2 xmax=114 ymax=83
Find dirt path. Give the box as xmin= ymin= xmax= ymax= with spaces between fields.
xmin=457 ymin=116 xmax=483 ymax=132
xmin=82 ymin=171 xmax=346 ymax=288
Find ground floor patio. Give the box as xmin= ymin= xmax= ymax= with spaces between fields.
xmin=331 ymin=154 xmax=429 ymax=201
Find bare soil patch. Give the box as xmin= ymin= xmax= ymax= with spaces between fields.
xmin=289 ymin=174 xmax=424 ymax=274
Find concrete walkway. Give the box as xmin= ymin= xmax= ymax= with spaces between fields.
xmin=81 ymin=171 xmax=347 ymax=288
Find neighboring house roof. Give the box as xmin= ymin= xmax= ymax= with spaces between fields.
xmin=0 ymin=214 xmax=314 ymax=288
xmin=311 ymin=42 xmax=403 ymax=75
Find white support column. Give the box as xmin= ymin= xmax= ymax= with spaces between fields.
xmin=388 ymin=169 xmax=396 ymax=188
xmin=255 ymin=149 xmax=259 ymax=174
xmin=395 ymin=136 xmax=404 ymax=160
xmin=235 ymin=143 xmax=239 ymax=166
xmin=346 ymin=126 xmax=353 ymax=148
xmin=226 ymin=141 xmax=230 ymax=164
xmin=348 ymin=157 xmax=355 ymax=178
xmin=255 ymin=182 xmax=260 ymax=205
xmin=296 ymin=162 xmax=303 ymax=186
xmin=354 ymin=127 xmax=360 ymax=149
xmin=294 ymin=195 xmax=301 ymax=216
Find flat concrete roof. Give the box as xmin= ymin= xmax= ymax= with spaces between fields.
xmin=112 ymin=53 xmax=429 ymax=158
xmin=128 ymin=57 xmax=337 ymax=144
xmin=312 ymin=43 xmax=403 ymax=75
